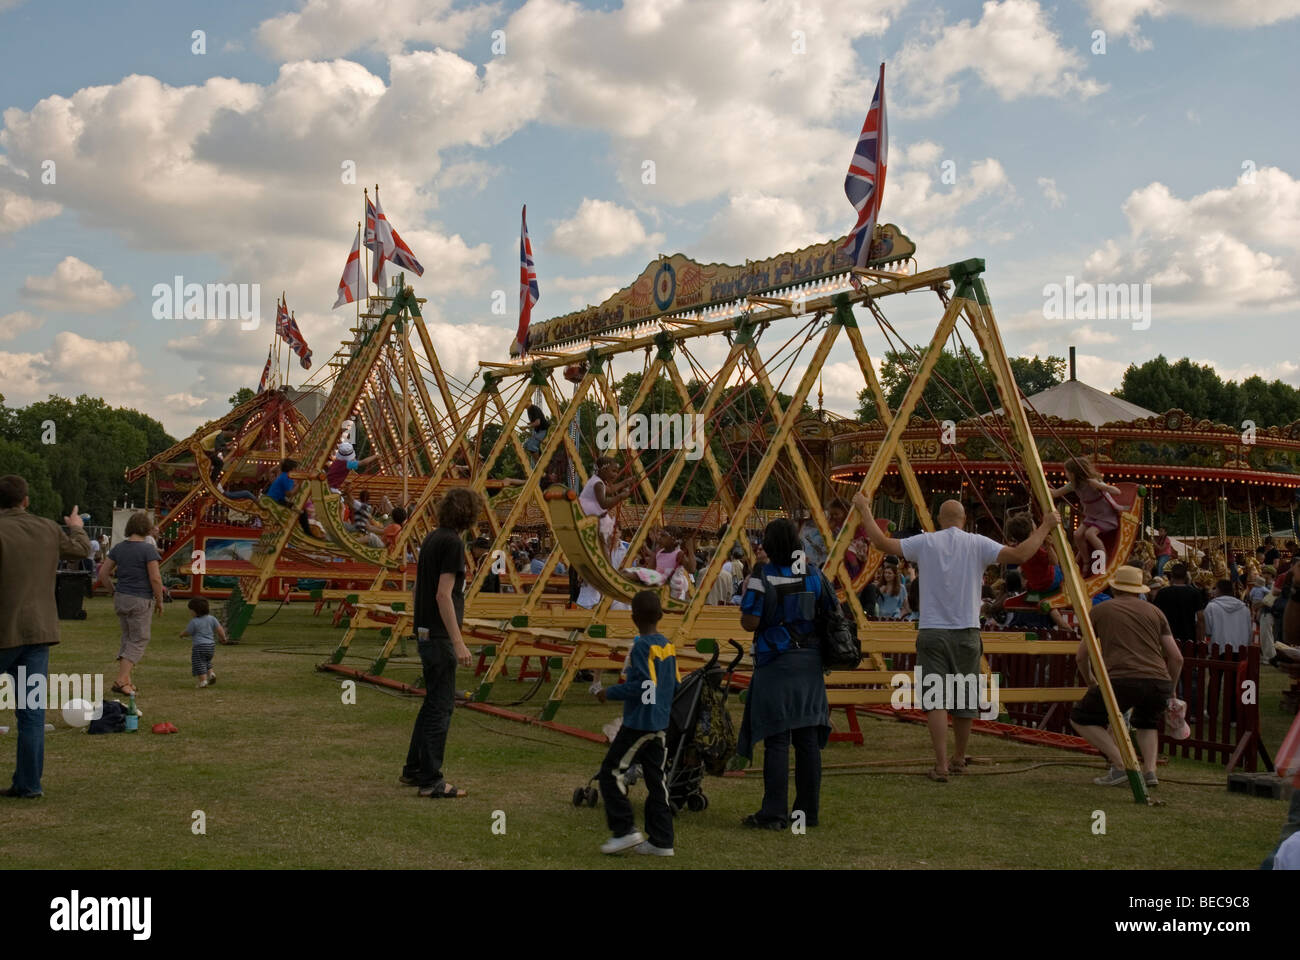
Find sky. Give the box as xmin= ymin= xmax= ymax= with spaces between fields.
xmin=1 ymin=0 xmax=1298 ymax=438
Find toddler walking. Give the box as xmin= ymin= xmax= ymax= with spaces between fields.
xmin=181 ymin=597 xmax=226 ymax=688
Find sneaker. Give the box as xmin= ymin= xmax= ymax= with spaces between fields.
xmin=1143 ymin=771 xmax=1159 ymax=788
xmin=600 ymin=831 xmax=644 ymax=854
xmin=1093 ymin=767 xmax=1127 ymax=786
xmin=197 ymin=679 xmax=208 ymax=688
xmin=625 ymin=763 xmax=642 ymax=786
xmin=207 ymin=671 xmax=216 ymax=685
xmin=633 ymin=841 xmax=674 ymax=857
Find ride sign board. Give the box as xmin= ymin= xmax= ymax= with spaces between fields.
xmin=514 ymin=223 xmax=916 ymax=354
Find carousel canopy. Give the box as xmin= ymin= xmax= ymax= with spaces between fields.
xmin=995 ymin=378 xmax=1157 ymax=427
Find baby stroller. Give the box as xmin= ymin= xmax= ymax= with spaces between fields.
xmin=572 ymin=640 xmax=744 ymax=813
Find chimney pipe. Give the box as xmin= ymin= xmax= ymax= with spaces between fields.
xmin=1069 ymin=346 xmax=1076 ymax=382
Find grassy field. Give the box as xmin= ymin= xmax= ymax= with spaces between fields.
xmin=1 ymin=595 xmax=1293 ymax=869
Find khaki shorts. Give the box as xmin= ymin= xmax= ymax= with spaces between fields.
xmin=114 ymin=593 xmax=154 ymax=664
xmin=915 ymin=627 xmax=984 ymax=719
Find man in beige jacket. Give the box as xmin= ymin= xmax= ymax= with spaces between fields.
xmin=0 ymin=475 xmax=91 ymax=798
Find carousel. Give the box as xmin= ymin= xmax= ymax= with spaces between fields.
xmin=828 ymin=354 xmax=1300 ymax=547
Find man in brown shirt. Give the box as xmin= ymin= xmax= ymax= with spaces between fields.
xmin=0 ymin=475 xmax=91 ymax=798
xmin=1071 ymin=565 xmax=1184 ymax=788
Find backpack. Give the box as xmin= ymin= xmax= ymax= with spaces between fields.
xmin=752 ymin=564 xmax=821 ymax=665
xmin=87 ymin=700 xmax=127 ymax=735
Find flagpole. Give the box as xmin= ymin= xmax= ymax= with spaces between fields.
xmin=363 ymin=187 xmax=370 ymax=311
xmin=355 ymin=220 xmax=362 ymax=330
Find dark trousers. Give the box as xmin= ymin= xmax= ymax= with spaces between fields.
xmin=403 ymin=638 xmax=457 ymax=789
xmin=597 ymin=726 xmax=673 ymax=849
xmin=760 ymin=725 xmax=821 ymax=826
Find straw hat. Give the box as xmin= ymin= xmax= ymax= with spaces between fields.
xmin=1108 ymin=565 xmax=1149 ymax=594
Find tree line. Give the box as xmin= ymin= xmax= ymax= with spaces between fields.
xmin=0 ymin=393 xmax=174 ymax=524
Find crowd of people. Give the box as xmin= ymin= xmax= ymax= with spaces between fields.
xmin=3 ymin=459 xmax=1297 ymax=868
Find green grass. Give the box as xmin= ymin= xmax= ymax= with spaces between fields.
xmin=0 ymin=596 xmax=1292 ymax=869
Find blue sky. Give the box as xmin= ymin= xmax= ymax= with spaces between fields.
xmin=1 ymin=0 xmax=1298 ymax=437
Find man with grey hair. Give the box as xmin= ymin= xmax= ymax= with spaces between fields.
xmin=854 ymin=493 xmax=1059 ymax=781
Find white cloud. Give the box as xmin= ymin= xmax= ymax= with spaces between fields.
xmin=20 ymin=257 xmax=133 ymax=312
xmin=0 ymin=333 xmax=150 ymax=410
xmin=1074 ymin=352 xmax=1129 ymax=391
xmin=1037 ymin=176 xmax=1065 ymax=209
xmin=694 ymin=192 xmax=829 ymax=264
xmin=162 ymin=392 xmax=210 ymax=410
xmin=1072 ymin=324 xmax=1118 ymax=344
xmin=0 ymin=186 xmax=61 ymax=233
xmin=0 ymin=310 xmax=43 ymax=341
xmin=895 ymin=0 xmax=1106 ymax=117
xmin=1082 ymin=167 xmax=1300 ymax=314
xmin=1086 ymin=0 xmax=1300 ymax=50
xmin=549 ymin=198 xmax=665 ymax=262
xmin=550 ymin=274 xmax=625 ymax=309
xmin=257 ymin=0 xmax=500 ymax=59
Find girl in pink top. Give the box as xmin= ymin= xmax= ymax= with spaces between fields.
xmin=1050 ymin=456 xmax=1122 ymax=572
xmin=654 ymin=528 xmax=697 ymax=600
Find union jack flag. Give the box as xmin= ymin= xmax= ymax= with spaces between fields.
xmin=517 ymin=204 xmax=539 ymax=355
xmin=257 ymin=345 xmax=273 ymax=393
xmin=285 ymin=311 xmax=312 ymax=370
xmin=842 ymin=63 xmax=888 ymax=273
xmin=367 ymin=190 xmax=424 ymax=287
xmin=275 ymin=296 xmax=290 ymax=339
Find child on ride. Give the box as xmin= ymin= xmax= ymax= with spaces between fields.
xmin=1050 ymin=456 xmax=1122 ymax=572
xmin=1005 ymin=513 xmax=1063 ymax=596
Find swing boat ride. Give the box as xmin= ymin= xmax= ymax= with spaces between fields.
xmin=120 ymin=201 xmax=1299 ymax=807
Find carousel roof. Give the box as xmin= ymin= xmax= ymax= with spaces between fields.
xmin=993 ymin=378 xmax=1157 ymax=427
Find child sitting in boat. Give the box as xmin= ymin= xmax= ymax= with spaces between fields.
xmin=1050 ymin=456 xmax=1122 ymax=573
xmin=1005 ymin=513 xmax=1063 ymax=596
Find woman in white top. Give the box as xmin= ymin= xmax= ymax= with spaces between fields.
xmin=578 ymin=457 xmax=634 ymax=560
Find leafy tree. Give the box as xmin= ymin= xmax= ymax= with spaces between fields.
xmin=0 ymin=394 xmax=174 ymax=524
xmin=1115 ymin=356 xmax=1300 ymax=426
xmin=855 ymin=347 xmax=1066 ymax=422
xmin=0 ymin=436 xmax=59 ymax=517
xmin=228 ymin=387 xmax=256 ymax=409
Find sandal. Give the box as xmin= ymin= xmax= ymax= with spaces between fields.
xmin=419 ymin=783 xmax=468 ymax=798
xmin=927 ymin=767 xmax=949 ymax=782
xmin=111 ymin=682 xmax=138 ymax=696
xmin=949 ymin=758 xmax=967 ymax=775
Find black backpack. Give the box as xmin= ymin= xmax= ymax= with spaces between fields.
xmin=87 ymin=700 xmax=127 ymax=735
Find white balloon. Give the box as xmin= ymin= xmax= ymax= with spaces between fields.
xmin=62 ymin=698 xmax=101 ymax=728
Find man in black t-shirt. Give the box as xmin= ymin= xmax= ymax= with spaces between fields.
xmin=402 ymin=488 xmax=483 ymax=799
xmin=1263 ymin=537 xmax=1280 ymax=568
xmin=1152 ymin=562 xmax=1205 ymax=643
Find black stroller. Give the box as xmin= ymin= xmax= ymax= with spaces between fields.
xmin=573 ymin=640 xmax=744 ymax=813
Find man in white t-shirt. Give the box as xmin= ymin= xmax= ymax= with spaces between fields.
xmin=854 ymin=493 xmax=1059 ymax=781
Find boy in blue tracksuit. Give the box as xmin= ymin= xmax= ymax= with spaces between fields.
xmin=594 ymin=590 xmax=678 ymax=856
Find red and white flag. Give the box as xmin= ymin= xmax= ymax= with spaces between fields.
xmin=517 ymin=204 xmax=539 ymax=354
xmin=334 ymin=230 xmax=363 ymax=309
xmin=367 ymin=189 xmax=424 ymax=287
xmin=257 ymin=345 xmax=273 ymax=392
